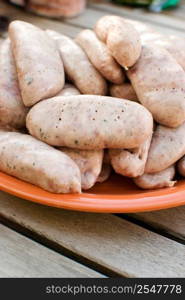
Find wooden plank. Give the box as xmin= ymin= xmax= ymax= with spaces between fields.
xmin=165 ymin=3 xmax=185 ymax=20
xmin=0 ymin=192 xmax=184 ymax=277
xmin=65 ymin=6 xmax=185 ymax=37
xmin=0 ymin=223 xmax=103 ymax=278
xmin=88 ymin=0 xmax=185 ymax=32
xmin=129 ymin=206 xmax=185 ymax=241
xmin=0 ymin=2 xmax=81 ymax=38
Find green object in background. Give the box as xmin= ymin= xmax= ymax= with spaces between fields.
xmin=149 ymin=0 xmax=180 ymax=11
xmin=112 ymin=0 xmax=151 ymax=5
xmin=112 ymin=0 xmax=180 ymax=11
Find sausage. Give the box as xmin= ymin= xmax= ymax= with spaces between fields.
xmin=60 ymin=148 xmax=103 ymax=190
xmin=145 ymin=122 xmax=185 ymax=174
xmin=0 ymin=130 xmax=81 ymax=193
xmin=0 ymin=39 xmax=28 ymax=128
xmin=75 ymin=29 xmax=125 ymax=84
xmin=163 ymin=35 xmax=185 ymax=71
xmin=96 ymin=163 xmax=112 ymax=183
xmin=96 ymin=149 xmax=111 ymax=183
xmin=128 ymin=44 xmax=185 ymax=128
xmin=28 ymin=0 xmax=86 ymax=18
xmin=57 ymin=86 xmax=103 ymax=190
xmin=9 ymin=1 xmax=24 ymax=6
xmin=9 ymin=21 xmax=65 ymax=107
xmin=47 ymin=30 xmax=107 ymax=95
xmin=150 ymin=35 xmax=185 ymax=72
xmin=26 ymin=95 xmax=153 ymax=150
xmin=57 ymin=84 xmax=80 ymax=97
xmin=127 ymin=19 xmax=185 ymax=71
xmin=109 ymin=134 xmax=152 ymax=177
xmin=177 ymin=156 xmax=185 ymax=177
xmin=94 ymin=15 xmax=141 ymax=68
xmin=109 ymin=82 xmax=138 ymax=102
xmin=134 ymin=166 xmax=176 ymax=189
xmin=126 ymin=19 xmax=162 ymax=42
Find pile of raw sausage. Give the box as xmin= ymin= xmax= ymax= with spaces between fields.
xmin=9 ymin=0 xmax=86 ymax=18
xmin=1 ymin=16 xmax=185 ymax=193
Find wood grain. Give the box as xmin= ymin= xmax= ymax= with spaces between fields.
xmin=0 ymin=223 xmax=103 ymax=278
xmin=0 ymin=192 xmax=184 ymax=277
xmin=129 ymin=206 xmax=185 ymax=241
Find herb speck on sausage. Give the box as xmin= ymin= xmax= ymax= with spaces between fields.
xmin=25 ymin=77 xmax=34 ymax=85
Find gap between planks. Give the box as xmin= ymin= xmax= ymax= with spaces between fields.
xmin=0 ymin=192 xmax=185 ymax=278
xmin=116 ymin=212 xmax=185 ymax=244
xmin=128 ymin=207 xmax=185 ymax=242
xmin=0 ymin=223 xmax=104 ymax=278
xmin=0 ymin=218 xmax=121 ymax=278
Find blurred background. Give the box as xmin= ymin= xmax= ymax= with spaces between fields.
xmin=6 ymin=0 xmax=182 ymax=19
xmin=0 ymin=0 xmax=183 ymax=40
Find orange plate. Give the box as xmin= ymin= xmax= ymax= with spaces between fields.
xmin=0 ymin=171 xmax=185 ymax=213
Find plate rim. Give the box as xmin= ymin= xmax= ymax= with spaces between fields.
xmin=0 ymin=171 xmax=185 ymax=213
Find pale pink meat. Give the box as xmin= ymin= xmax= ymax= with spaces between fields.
xmin=29 ymin=0 xmax=86 ymax=17
xmin=127 ymin=19 xmax=185 ymax=71
xmin=96 ymin=163 xmax=112 ymax=183
xmin=109 ymin=82 xmax=138 ymax=102
xmin=0 ymin=131 xmax=81 ymax=193
xmin=9 ymin=21 xmax=65 ymax=107
xmin=128 ymin=44 xmax=185 ymax=127
xmin=60 ymin=148 xmax=103 ymax=190
xmin=57 ymin=84 xmax=80 ymax=97
xmin=145 ymin=122 xmax=185 ymax=173
xmin=95 ymin=15 xmax=141 ymax=68
xmin=26 ymin=95 xmax=153 ymax=150
xmin=109 ymin=134 xmax=152 ymax=178
xmin=76 ymin=29 xmax=125 ymax=84
xmin=134 ymin=166 xmax=176 ymax=189
xmin=47 ymin=30 xmax=107 ymax=96
xmin=0 ymin=38 xmax=28 ymax=128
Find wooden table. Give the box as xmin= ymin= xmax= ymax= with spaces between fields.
xmin=0 ymin=0 xmax=185 ymax=278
